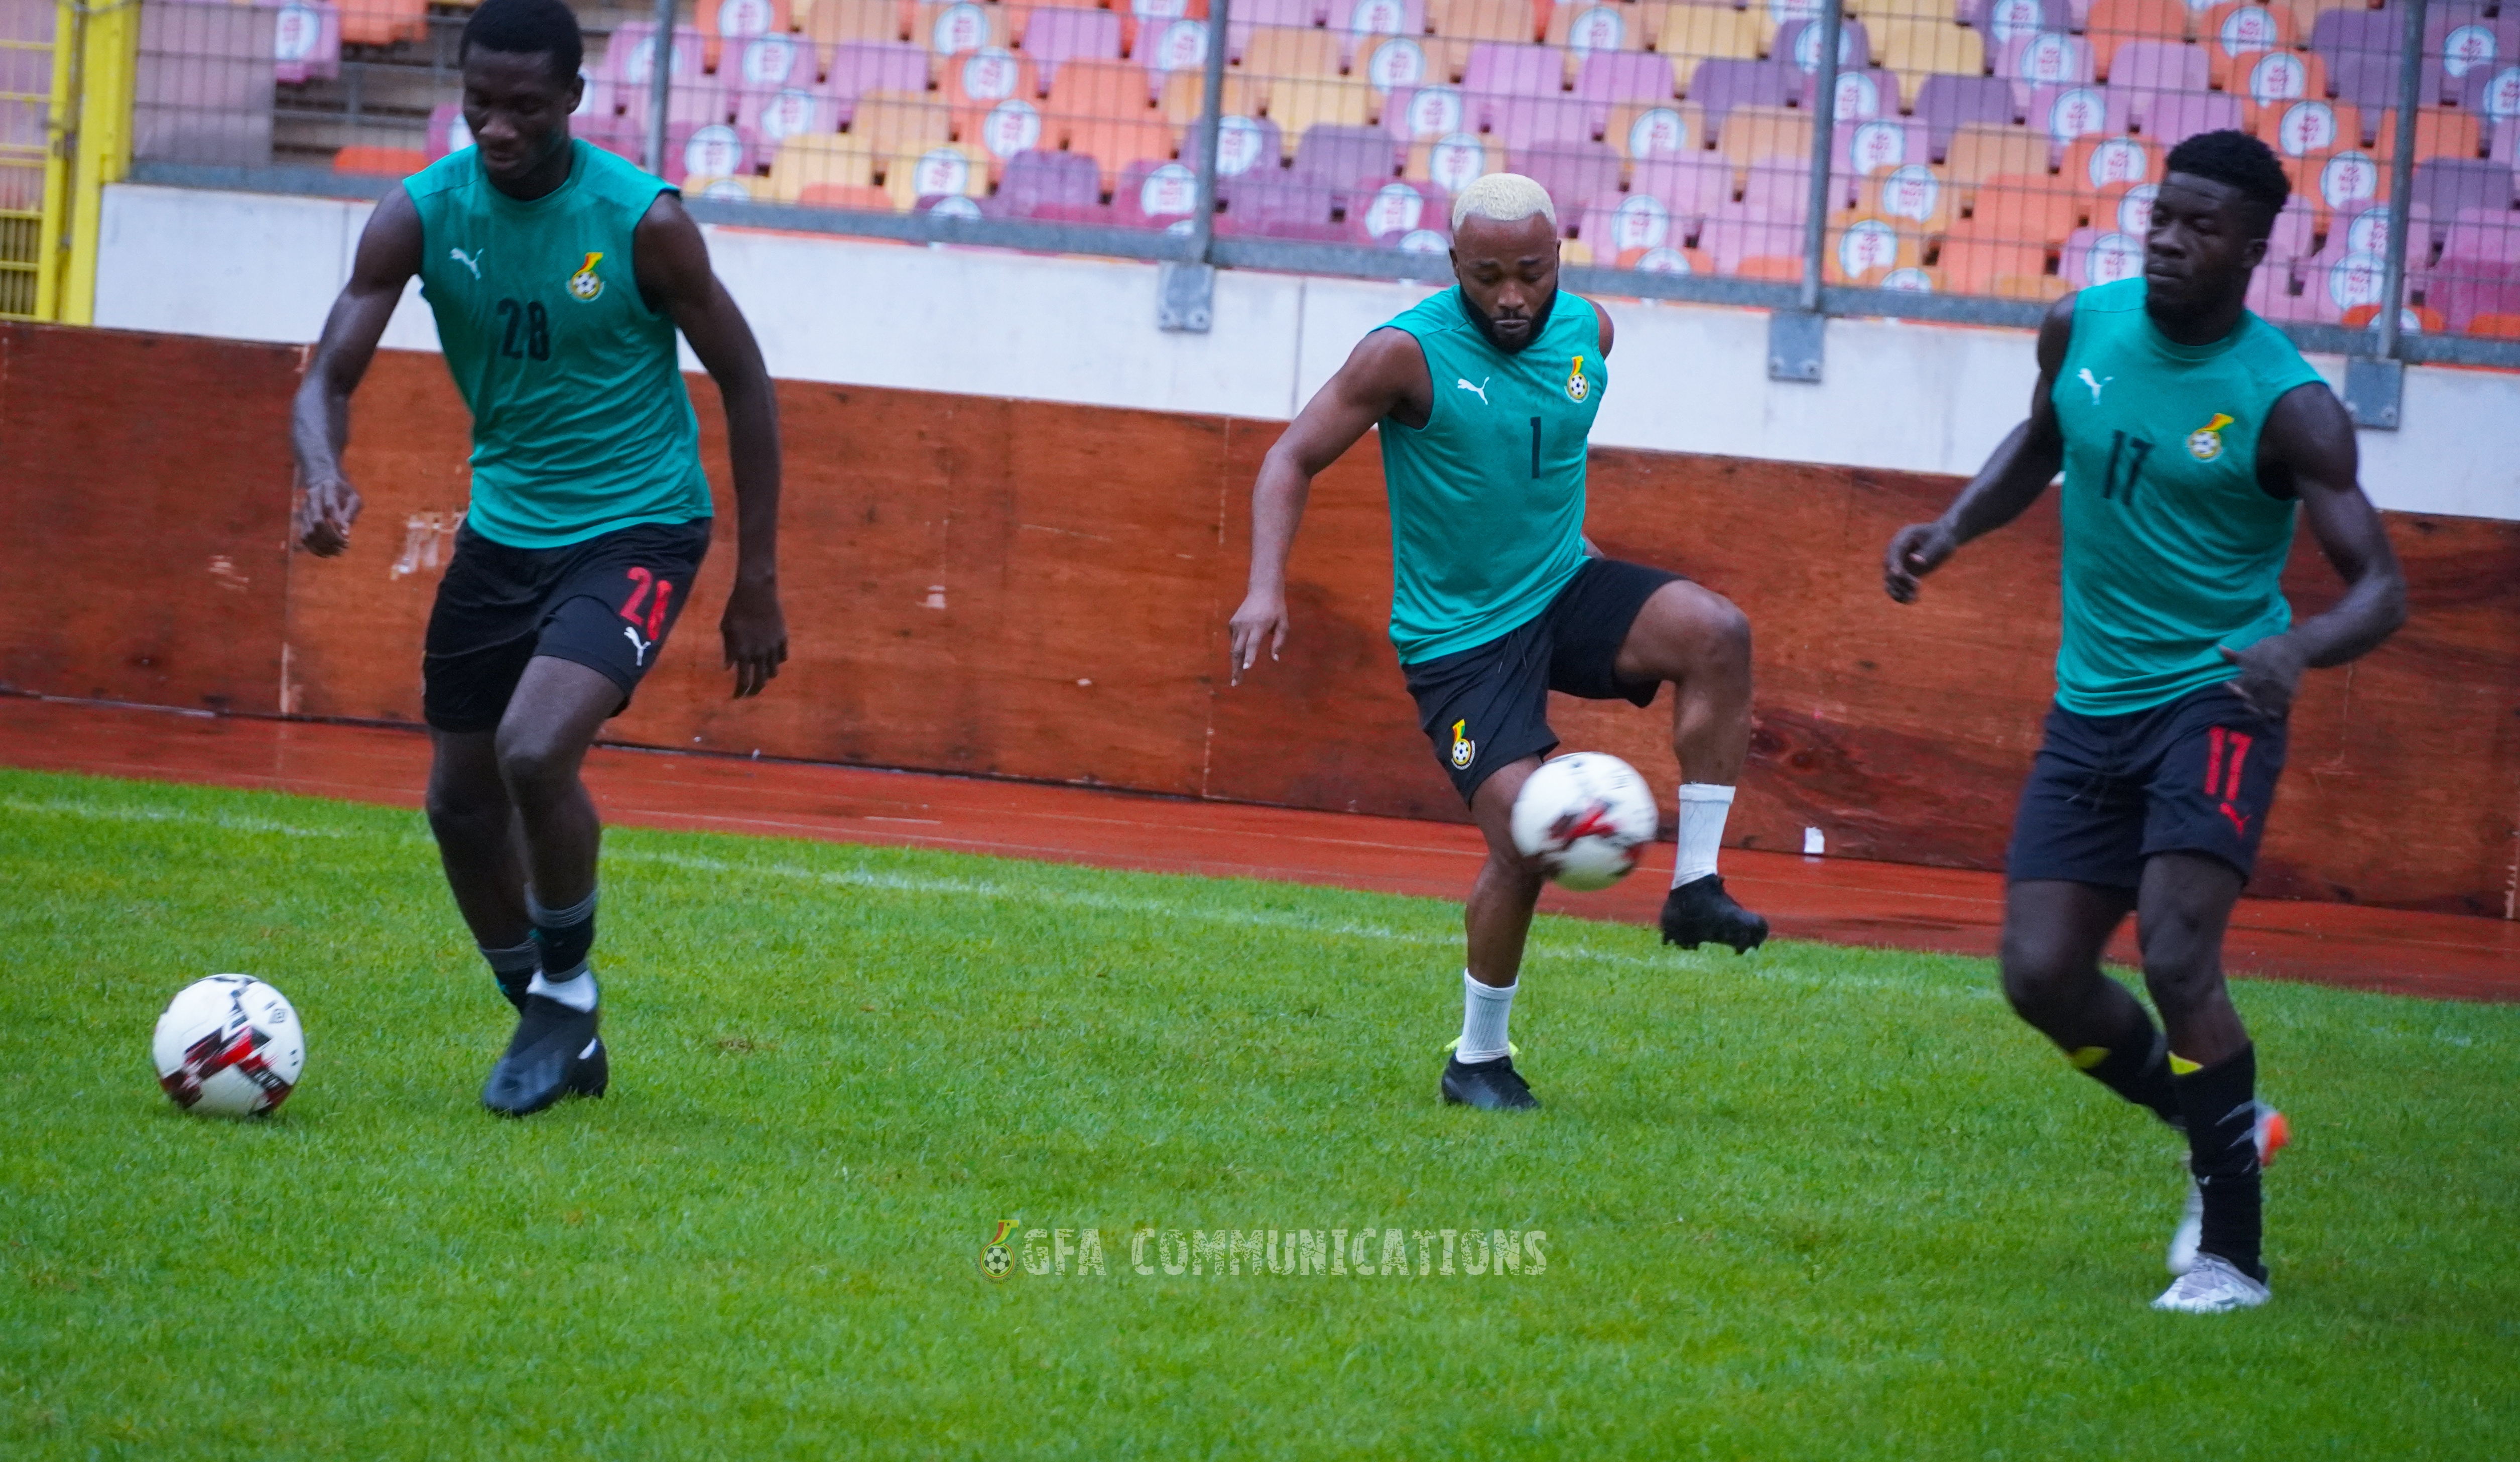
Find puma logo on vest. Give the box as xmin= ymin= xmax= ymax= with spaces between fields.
xmin=1455 ymin=377 xmax=1490 ymax=405
xmin=449 ymin=247 xmax=484 ymax=280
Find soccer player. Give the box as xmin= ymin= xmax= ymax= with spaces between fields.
xmin=289 ymin=0 xmax=788 ymax=1116
xmin=1229 ymin=174 xmax=1770 ymax=1113
xmin=1882 ymin=132 xmax=2406 ymax=1312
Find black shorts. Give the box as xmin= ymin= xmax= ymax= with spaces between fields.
xmin=1402 ymin=557 xmax=1681 ymax=802
xmin=2005 ymin=683 xmax=2288 ymax=890
xmin=422 ymin=518 xmax=712 ymax=734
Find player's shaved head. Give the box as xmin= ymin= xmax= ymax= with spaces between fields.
xmin=1451 ymin=177 xmax=1562 ymax=354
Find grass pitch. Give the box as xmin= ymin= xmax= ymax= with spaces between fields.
xmin=2 ymin=767 xmax=2514 ymax=1459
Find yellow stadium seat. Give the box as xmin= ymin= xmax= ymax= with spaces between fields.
xmin=1719 ymin=104 xmax=1812 ymax=169
xmin=912 ymin=0 xmax=1013 ymax=59
xmin=846 ymin=91 xmax=958 ymax=155
xmin=1547 ymin=0 xmax=1645 ymax=55
xmin=1648 ymin=4 xmax=1765 ymax=68
xmin=1265 ymin=76 xmax=1380 ymax=142
xmin=1943 ymin=120 xmax=2049 ymax=201
xmin=1407 ymin=130 xmax=1507 ymax=190
xmin=1859 ymin=161 xmax=1955 ymax=233
xmin=1603 ymin=98 xmax=1708 ymax=160
xmin=1826 ymin=212 xmax=1925 ymax=285
xmin=884 ymin=141 xmax=994 ymax=207
xmin=771 ymin=134 xmax=881 ymax=199
xmin=1239 ymin=26 xmax=1349 ymax=110
xmin=1161 ymin=69 xmax=1264 ymax=126
xmin=1872 ymin=17 xmax=1985 ymax=102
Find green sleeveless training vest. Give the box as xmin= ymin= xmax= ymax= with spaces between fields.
xmin=2049 ymin=278 xmax=2328 ymax=715
xmin=1375 ymin=287 xmax=1604 ymax=664
xmin=407 ymin=140 xmax=712 ymax=549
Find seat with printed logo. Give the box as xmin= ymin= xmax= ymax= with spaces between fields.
xmin=1515 ymin=140 xmax=1624 ymax=219
xmin=1872 ymin=19 xmax=1987 ymax=104
xmin=2026 ymin=83 xmax=2134 ymax=168
xmin=1691 ymin=63 xmax=1797 ymax=148
xmin=1913 ymin=73 xmax=2018 ymax=164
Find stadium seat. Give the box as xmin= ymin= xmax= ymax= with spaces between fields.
xmin=883 ymin=141 xmax=993 ymax=207
xmin=1360 ymin=35 xmax=1440 ymax=96
xmin=1619 ymin=242 xmax=1715 ymax=273
xmin=1732 ymin=253 xmax=1811 ymax=282
xmin=2245 ymin=259 xmax=2323 ymax=322
xmin=2424 ymin=13 xmax=2517 ymax=107
xmin=2028 ymin=83 xmax=2133 ymax=167
xmin=1352 ymin=176 xmax=1448 ymax=243
xmin=2060 ymin=222 xmax=2146 ymax=285
xmin=1516 ymin=139 xmax=1624 ymax=214
xmin=1720 ymin=104 xmax=1814 ymax=170
xmin=1226 ymin=0 xmax=1325 ymax=61
xmin=2084 ymin=0 xmax=2191 ymax=74
xmin=699 ymin=0 xmax=791 ymax=73
xmin=1385 ymin=83 xmax=1470 ymax=141
xmin=1292 ymin=120 xmax=1402 ymax=190
xmin=1112 ymin=157 xmax=1202 ymax=226
xmin=1023 ymin=8 xmax=1126 ymax=87
xmin=847 ymin=92 xmax=957 ymax=157
xmin=2370 ymin=109 xmax=2487 ymax=169
xmin=1140 ymin=16 xmax=1218 ymax=90
xmin=1268 ymin=76 xmax=1382 ymax=146
xmin=1772 ymin=17 xmax=1869 ymax=83
xmin=1575 ymin=50 xmax=1679 ymax=132
xmin=275 ymin=2 xmax=342 ymax=86
xmin=1935 ymin=225 xmax=2051 ymax=293
xmin=2199 ymin=1 xmax=2294 ymax=92
xmin=947 ymin=47 xmax=1039 ymax=134
xmin=1696 ymin=199 xmax=1807 ymax=272
xmin=991 ymin=146 xmax=1108 ymax=212
xmin=1913 ymin=73 xmax=2019 ymax=164
xmin=1806 ymin=65 xmax=1899 ymax=121
xmin=1340 ymin=0 xmax=1431 ymax=69
xmin=2498 ymin=117 xmax=2520 ymax=168
xmin=2326 ymin=200 xmax=2429 ymax=287
xmin=794 ymin=180 xmax=894 ymax=208
xmin=1049 ymin=58 xmax=1163 ymax=120
xmin=2295 ymin=145 xmax=2386 ymax=225
xmin=771 ymin=132 xmax=879 ymax=198
xmin=2341 ymin=302 xmax=2447 ymax=332
xmin=2311 ymin=9 xmax=2400 ymax=126
xmin=1430 ymin=0 xmax=1534 ymax=43
xmin=1548 ymin=1 xmax=1645 ymax=64
xmin=1488 ymin=94 xmax=1599 ymax=149
xmin=728 ymin=34 xmax=819 ymax=96
xmin=1648 ymin=5 xmax=1768 ymax=87
xmin=915 ymin=0 xmax=1013 ymax=60
xmin=803 ymin=0 xmax=909 ymax=48
xmin=2461 ymin=310 xmax=2520 ymax=338
xmin=1239 ymin=28 xmax=1347 ymax=108
xmin=1408 ymin=129 xmax=1506 ymax=190
xmin=1944 ymin=121 xmax=2052 ymax=198
xmin=2236 ymin=49 xmax=2326 ymax=129
xmin=1836 ymin=116 xmax=1933 ymax=186
xmin=1062 ymin=113 xmax=1181 ymax=188
xmin=1971 ymin=0 xmax=2072 ymax=47
xmin=1688 ymin=61 xmax=1796 ymax=145
xmin=1160 ymin=68 xmax=1264 ymax=124
xmin=1741 ymin=156 xmax=1812 ymax=214
xmin=828 ymin=41 xmax=934 ymax=116
xmin=1630 ymin=150 xmax=1735 ymax=218
xmin=2091 ymin=175 xmax=2159 ymax=236
xmin=1827 ymin=212 xmax=1922 ymax=284
xmin=1861 ymin=161 xmax=1958 ymax=233
xmin=2458 ymin=64 xmax=2520 ymax=127
xmin=2254 ymin=97 xmax=2356 ymax=164
xmin=739 ymin=83 xmax=846 ymax=144
xmin=1996 ymin=32 xmax=2096 ymax=114
xmin=1972 ymin=171 xmax=2084 ymax=245
xmin=605 ymin=23 xmax=707 ymax=88
xmin=1872 ymin=20 xmax=1987 ymax=102
xmin=2408 ymin=159 xmax=2516 ymax=246
xmin=2108 ymin=40 xmax=2208 ymax=129
xmin=1604 ymin=99 xmax=1705 ymax=161
xmin=1461 ymin=41 xmax=1565 ymax=105
xmin=332 ymin=145 xmax=425 ymax=177
xmin=336 ymin=0 xmax=424 ymax=49
xmin=2144 ymin=91 xmax=2245 ymax=148
xmin=2261 ymin=193 xmax=2318 ymax=280
xmin=1580 ymin=189 xmax=1687 ymax=255
xmin=2062 ymin=133 xmax=2159 ymax=194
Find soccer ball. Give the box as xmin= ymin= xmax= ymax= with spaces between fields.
xmin=1510 ymin=752 xmax=1659 ymax=891
xmin=152 ymin=975 xmax=305 ymax=1118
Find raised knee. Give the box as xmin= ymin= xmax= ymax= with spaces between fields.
xmin=1691 ymin=594 xmax=1752 ymax=681
xmin=494 ymin=731 xmax=572 ymax=802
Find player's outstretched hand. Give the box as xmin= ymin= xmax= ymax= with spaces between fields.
xmin=2217 ymin=637 xmax=2307 ymax=720
xmin=721 ymin=577 xmax=788 ymax=698
xmin=1882 ymin=521 xmax=1958 ymax=604
xmin=1228 ymin=587 xmax=1290 ymax=687
xmin=297 ymin=473 xmax=363 ymax=558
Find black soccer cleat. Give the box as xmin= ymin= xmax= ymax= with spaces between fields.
xmin=481 ymin=996 xmax=607 ymax=1117
xmin=1660 ymin=874 xmax=1770 ymax=954
xmin=1442 ymin=1049 xmax=1540 ymax=1111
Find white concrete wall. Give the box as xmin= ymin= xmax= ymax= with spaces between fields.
xmin=95 ymin=182 xmax=2520 ymax=521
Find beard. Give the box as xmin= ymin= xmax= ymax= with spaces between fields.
xmin=1457 ymin=287 xmax=1557 ymax=355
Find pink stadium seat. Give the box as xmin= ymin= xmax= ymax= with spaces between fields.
xmin=1913 ymin=73 xmax=2019 ymax=163
xmin=1575 ymin=50 xmax=1678 ymax=129
xmin=2199 ymin=2 xmax=2292 ymax=92
xmin=1771 ymin=18 xmax=1869 ymax=81
xmin=1515 ymin=139 xmax=1624 ymax=216
xmin=1997 ymin=32 xmax=2095 ymax=113
xmin=728 ymin=34 xmax=818 ymax=95
xmin=1834 ymin=116 xmax=1932 ymax=185
xmin=1024 ymin=8 xmax=1125 ymax=88
xmin=2310 ymin=200 xmax=2429 ymax=298
xmin=826 ymin=42 xmax=932 ymax=115
xmin=1219 ymin=164 xmax=1339 ymax=229
xmin=738 ymin=81 xmax=846 ymax=143
xmin=1972 ymin=0 xmax=2073 ymax=46
xmin=1629 ymin=151 xmax=1735 ymax=220
xmin=1139 ymin=15 xmax=1215 ymax=88
xmin=2458 ymin=63 xmax=2520 ymax=123
xmin=2109 ymin=40 xmax=2211 ymax=129
xmin=274 ymin=2 xmax=342 ymax=86
xmin=1385 ymin=84 xmax=1470 ymax=142
xmin=2424 ymin=13 xmax=2517 ymax=107
xmin=1227 ymin=0 xmax=1327 ymax=61
xmin=1740 ymin=158 xmax=1812 ymax=221
xmin=699 ymin=0 xmax=790 ymax=72
xmin=2029 ymin=83 xmax=2135 ymax=166
xmin=1687 ymin=59 xmax=1796 ymax=145
xmin=991 ymin=147 xmax=1108 ymax=213
xmin=2264 ymin=195 xmax=2317 ymax=279
xmin=604 ymin=24 xmax=706 ymax=87
xmin=1339 ymin=0 xmax=1430 ymax=67
xmin=665 ymin=120 xmax=761 ymax=185
xmin=1113 ymin=158 xmax=1201 ymax=227
xmin=2312 ymin=9 xmax=2401 ymax=122
xmin=2144 ymin=91 xmax=2245 ymax=147
xmin=1462 ymin=42 xmax=1566 ymax=102
xmin=1488 ymin=94 xmax=1598 ymax=149
xmin=1351 ymin=176 xmax=1449 ymax=245
xmin=2409 ymin=160 xmax=2517 ymax=245
xmin=1580 ymin=191 xmax=1688 ymax=256
xmin=2060 ymin=223 xmax=2147 ymax=286
xmin=1697 ymin=198 xmax=1806 ymax=272
xmin=2497 ymin=119 xmax=2520 ymax=168
xmin=1291 ymin=123 xmax=1402 ymax=196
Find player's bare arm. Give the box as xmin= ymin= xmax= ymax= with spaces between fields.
xmin=633 ymin=191 xmax=788 ymax=698
xmin=1882 ymin=293 xmax=2077 ymax=602
xmin=2216 ymin=382 xmax=2408 ymax=717
xmin=290 ymin=187 xmax=424 ymax=558
xmin=1227 ymin=327 xmax=1432 ymax=683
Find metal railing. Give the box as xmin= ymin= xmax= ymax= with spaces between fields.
xmin=115 ymin=0 xmax=2520 ymax=399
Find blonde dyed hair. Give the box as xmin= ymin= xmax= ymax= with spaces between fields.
xmin=1449 ymin=172 xmax=1558 ymax=233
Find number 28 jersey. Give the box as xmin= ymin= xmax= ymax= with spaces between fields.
xmin=408 ymin=140 xmax=711 ymax=550
xmin=2049 ymin=277 xmax=2327 ymax=716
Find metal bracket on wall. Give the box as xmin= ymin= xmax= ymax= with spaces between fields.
xmin=1158 ymin=261 xmax=1215 ymax=333
xmin=2342 ymin=354 xmax=2403 ymax=430
xmin=1767 ymin=309 xmax=1825 ymax=383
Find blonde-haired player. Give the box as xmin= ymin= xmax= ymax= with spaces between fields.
xmin=1228 ymin=174 xmax=1769 ymax=1111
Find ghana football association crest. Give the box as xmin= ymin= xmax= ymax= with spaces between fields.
xmin=1565 ymin=354 xmax=1589 ymax=403
xmin=2187 ymin=412 xmax=2234 ymax=461
xmin=568 ymin=251 xmax=605 ymax=302
xmin=1450 ymin=718 xmax=1477 ymax=770
xmin=979 ymin=1219 xmax=1019 ymax=1280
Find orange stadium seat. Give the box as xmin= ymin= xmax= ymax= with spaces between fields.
xmin=1731 ymin=253 xmax=1807 ymax=281
xmin=1547 ymin=1 xmax=1645 ymax=56
xmin=2083 ymin=0 xmax=2191 ymax=76
xmin=1944 ymin=121 xmax=2051 ymax=198
xmin=1968 ymin=171 xmax=2085 ymax=245
xmin=1430 ymin=0 xmax=1535 ymax=42
xmin=2061 ymin=133 xmax=2157 ymax=195
xmin=1871 ymin=19 xmax=1986 ymax=103
xmin=884 ymin=140 xmax=994 ymax=205
xmin=1062 ymin=114 xmax=1182 ymax=187
xmin=770 ymin=133 xmax=881 ymax=197
xmin=1615 ymin=242 xmax=1714 ymax=272
xmin=944 ymin=47 xmax=1039 ymax=135
xmin=2463 ymin=312 xmax=2520 ymax=338
xmin=913 ymin=0 xmax=1013 ymax=60
xmin=845 ymin=91 xmax=958 ymax=154
xmin=1862 ymin=162 xmax=1958 ymax=233
xmin=798 ymin=181 xmax=897 ymax=209
xmin=1827 ymin=212 xmax=1925 ymax=284
xmin=1161 ymin=68 xmax=1264 ymax=125
xmin=338 ymin=0 xmax=428 ymax=48
xmin=699 ymin=0 xmax=794 ymax=73
xmin=333 ymin=146 xmax=428 ymax=177
xmin=1239 ymin=27 xmax=1349 ymax=106
xmin=2236 ymin=51 xmax=2330 ymax=132
xmin=1719 ymin=104 xmax=1812 ymax=170
xmin=2254 ymin=96 xmax=2357 ymax=163
xmin=1936 ymin=224 xmax=2051 ymax=292
xmin=804 ymin=0 xmax=910 ymax=47
xmin=2198 ymin=1 xmax=2296 ymax=91
xmin=2370 ymin=108 xmax=2487 ymax=167
xmin=1047 ymin=58 xmax=1162 ymax=117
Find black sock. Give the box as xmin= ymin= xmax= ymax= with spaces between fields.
xmin=527 ymin=887 xmax=598 ymax=983
xmin=2066 ymin=1007 xmax=2183 ymax=1127
xmin=478 ymin=938 xmax=539 ymax=1013
xmin=2174 ymin=1043 xmax=2264 ymax=1282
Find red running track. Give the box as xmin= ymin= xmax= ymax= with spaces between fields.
xmin=4 ymin=695 xmax=2513 ymax=1002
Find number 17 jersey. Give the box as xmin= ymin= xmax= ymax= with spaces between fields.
xmin=408 ymin=139 xmax=712 ymax=550
xmin=2049 ymin=278 xmax=2327 ymax=716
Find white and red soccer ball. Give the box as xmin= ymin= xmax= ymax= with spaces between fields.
xmin=1510 ymin=752 xmax=1660 ymax=891
xmin=152 ymin=975 xmax=305 ymax=1118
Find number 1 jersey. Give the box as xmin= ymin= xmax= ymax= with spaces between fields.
xmin=2049 ymin=277 xmax=2327 ymax=716
xmin=408 ymin=139 xmax=711 ymax=549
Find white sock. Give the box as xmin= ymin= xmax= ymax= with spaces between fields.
xmin=1673 ymin=783 xmax=1735 ymax=888
xmin=528 ymin=969 xmax=598 ymax=1012
xmin=1456 ymin=971 xmax=1517 ymax=1063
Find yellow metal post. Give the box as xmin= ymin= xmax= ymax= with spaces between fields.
xmin=59 ymin=0 xmax=139 ymax=324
